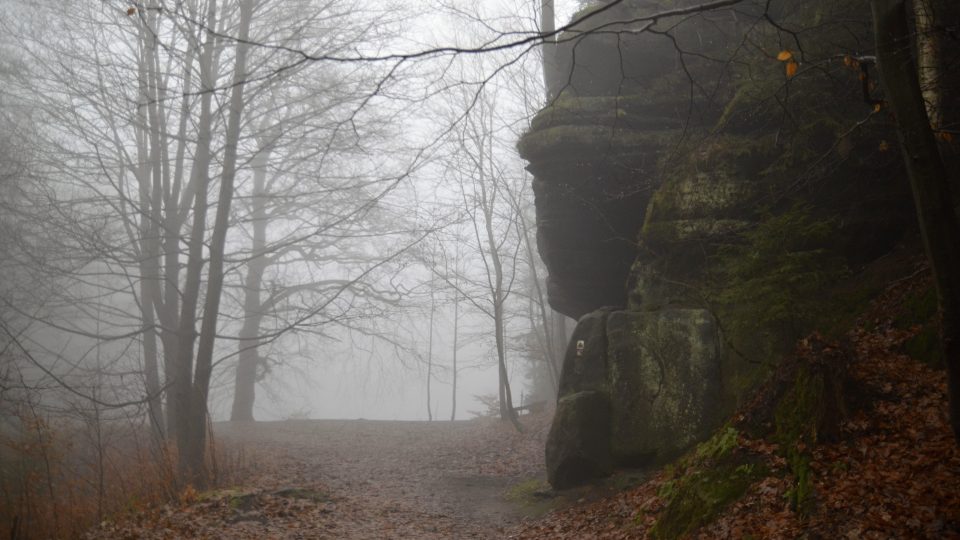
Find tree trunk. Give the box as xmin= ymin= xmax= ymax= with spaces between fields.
xmin=450 ymin=287 xmax=459 ymax=421
xmin=484 ymin=197 xmax=521 ymax=431
xmin=426 ymin=291 xmax=435 ymax=421
xmin=161 ymin=16 xmax=196 ymax=439
xmin=519 ymin=209 xmax=561 ymax=392
xmin=872 ymin=0 xmax=960 ymax=442
xmin=540 ymin=0 xmax=559 ymax=100
xmin=183 ymin=0 xmax=255 ymax=484
xmin=230 ymin=139 xmax=273 ymax=422
xmin=134 ymin=9 xmax=166 ymax=441
xmin=140 ymin=291 xmax=165 ymax=438
xmin=912 ymin=0 xmax=941 ymax=126
xmin=173 ymin=0 xmax=222 ymax=484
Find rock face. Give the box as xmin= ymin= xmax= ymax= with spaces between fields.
xmin=545 ymin=308 xmax=722 ymax=486
xmin=517 ymin=1 xmax=698 ymax=319
xmin=532 ymin=0 xmax=919 ymax=488
xmin=545 ymin=390 xmax=612 ymax=489
xmin=607 ymin=310 xmax=722 ymax=464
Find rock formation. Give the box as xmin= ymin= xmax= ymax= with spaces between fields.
xmin=523 ymin=0 xmax=918 ymax=488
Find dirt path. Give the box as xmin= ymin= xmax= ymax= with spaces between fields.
xmin=89 ymin=413 xmax=551 ymax=539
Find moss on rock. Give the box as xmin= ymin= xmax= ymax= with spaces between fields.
xmin=546 ymin=390 xmax=614 ymax=489
xmin=606 ymin=309 xmax=723 ymax=466
xmin=517 ymin=124 xmax=670 ymax=161
xmin=650 ymin=427 xmax=765 ymax=539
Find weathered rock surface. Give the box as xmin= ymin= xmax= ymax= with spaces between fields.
xmin=520 ymin=98 xmax=677 ymax=319
xmin=545 ymin=390 xmax=613 ymax=489
xmin=544 ymin=308 xmax=723 ymax=487
xmin=532 ymin=0 xmax=921 ymax=491
xmin=517 ymin=0 xmax=700 ymax=319
xmin=607 ymin=309 xmax=722 ymax=465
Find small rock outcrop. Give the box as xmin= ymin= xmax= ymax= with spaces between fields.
xmin=545 ymin=390 xmax=612 ymax=489
xmin=517 ymin=0 xmax=698 ymax=319
xmin=545 ymin=308 xmax=722 ymax=486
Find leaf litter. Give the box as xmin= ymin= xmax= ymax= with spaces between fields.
xmin=88 ymin=272 xmax=959 ymax=539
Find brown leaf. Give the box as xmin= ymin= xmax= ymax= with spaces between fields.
xmin=785 ymin=60 xmax=799 ymax=78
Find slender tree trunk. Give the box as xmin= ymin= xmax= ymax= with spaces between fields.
xmin=912 ymin=0 xmax=941 ymax=126
xmin=519 ymin=209 xmax=561 ymax=392
xmin=426 ymin=291 xmax=435 ymax=421
xmin=173 ymin=0 xmax=221 ymax=483
xmin=184 ymin=0 xmax=255 ymax=483
xmin=872 ymin=0 xmax=960 ymax=442
xmin=540 ymin=0 xmax=558 ymax=100
xmin=140 ymin=291 xmax=165 ymax=438
xmin=484 ymin=197 xmax=521 ymax=431
xmin=450 ymin=286 xmax=460 ymax=421
xmin=134 ymin=9 xmax=166 ymax=440
xmin=161 ymin=29 xmax=196 ymax=439
xmin=230 ymin=145 xmax=272 ymax=422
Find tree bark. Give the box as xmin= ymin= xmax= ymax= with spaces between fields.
xmin=540 ymin=0 xmax=559 ymax=100
xmin=173 ymin=0 xmax=222 ymax=483
xmin=872 ymin=0 xmax=960 ymax=442
xmin=135 ymin=8 xmax=166 ymax=441
xmin=425 ymin=292 xmax=435 ymax=421
xmin=230 ymin=142 xmax=272 ymax=422
xmin=912 ymin=0 xmax=941 ymax=126
xmin=183 ymin=0 xmax=255 ymax=483
xmin=160 ymin=10 xmax=196 ymax=439
xmin=450 ymin=287 xmax=460 ymax=421
xmin=482 ymin=183 xmax=521 ymax=431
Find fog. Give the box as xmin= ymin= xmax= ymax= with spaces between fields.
xmin=0 ymin=0 xmax=581 ymax=426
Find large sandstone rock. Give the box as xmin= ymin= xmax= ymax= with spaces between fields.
xmin=545 ymin=307 xmax=723 ymax=488
xmin=556 ymin=308 xmax=611 ymax=395
xmin=607 ymin=309 xmax=722 ymax=465
xmin=545 ymin=390 xmax=613 ymax=489
xmin=520 ymin=98 xmax=676 ymax=319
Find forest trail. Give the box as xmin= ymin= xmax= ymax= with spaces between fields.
xmin=85 ymin=270 xmax=960 ymax=540
xmin=92 ymin=413 xmax=556 ymax=539
xmin=216 ymin=416 xmax=552 ymax=538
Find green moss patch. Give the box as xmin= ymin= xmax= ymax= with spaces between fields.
xmin=517 ymin=124 xmax=670 ymax=160
xmin=773 ymin=365 xmax=824 ymax=517
xmin=650 ymin=427 xmax=765 ymax=539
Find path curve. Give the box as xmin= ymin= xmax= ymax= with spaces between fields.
xmin=209 ymin=414 xmax=552 ymax=539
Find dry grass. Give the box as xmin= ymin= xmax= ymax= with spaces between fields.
xmin=0 ymin=409 xmax=243 ymax=539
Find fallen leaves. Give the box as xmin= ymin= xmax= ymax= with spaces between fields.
xmin=511 ymin=267 xmax=960 ymax=539
xmin=776 ymin=50 xmax=799 ymax=78
xmin=86 ymin=414 xmax=555 ymax=539
xmin=84 ymin=269 xmax=960 ymax=539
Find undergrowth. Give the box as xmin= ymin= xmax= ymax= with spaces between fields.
xmin=0 ymin=407 xmax=244 ymax=539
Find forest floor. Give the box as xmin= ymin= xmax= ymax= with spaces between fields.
xmin=512 ymin=270 xmax=960 ymax=539
xmin=88 ymin=271 xmax=960 ymax=539
xmin=90 ymin=411 xmax=565 ymax=539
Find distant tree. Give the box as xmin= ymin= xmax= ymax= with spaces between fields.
xmin=0 ymin=0 xmax=420 ymax=484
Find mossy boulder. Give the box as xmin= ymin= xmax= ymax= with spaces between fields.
xmin=607 ymin=309 xmax=723 ymax=465
xmin=557 ymin=308 xmax=612 ymax=395
xmin=517 ymin=0 xmax=727 ymax=318
xmin=546 ymin=307 xmax=724 ymax=488
xmin=519 ymin=106 xmax=676 ymax=317
xmin=546 ymin=390 xmax=614 ymax=489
